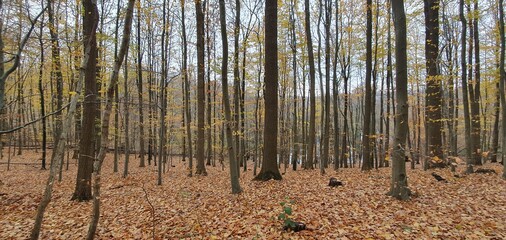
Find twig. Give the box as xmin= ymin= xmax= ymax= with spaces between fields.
xmin=141 ymin=183 xmax=156 ymax=240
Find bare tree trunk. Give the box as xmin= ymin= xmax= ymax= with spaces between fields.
xmin=87 ymin=0 xmax=135 ymax=238
xmin=254 ymin=0 xmax=282 ymax=181
xmin=460 ymin=0 xmax=473 ymax=172
xmin=38 ymin=19 xmax=47 ymax=170
xmin=498 ymin=0 xmax=506 ymax=179
xmin=71 ymin=0 xmax=99 ymax=202
xmin=219 ymin=0 xmax=241 ymax=193
xmin=362 ymin=0 xmax=373 ymax=171
xmin=181 ymin=1 xmax=193 ymax=177
xmin=30 ymin=4 xmax=91 ymax=235
xmin=136 ymin=2 xmax=145 ymax=167
xmin=388 ymin=0 xmax=410 ymax=200
xmin=195 ymin=0 xmax=207 ymax=176
xmin=305 ymin=0 xmax=316 ymax=170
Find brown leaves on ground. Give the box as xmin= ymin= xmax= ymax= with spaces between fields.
xmin=1 ymin=151 xmax=505 ymax=239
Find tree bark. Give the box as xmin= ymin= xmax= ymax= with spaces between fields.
xmin=87 ymin=0 xmax=135 ymax=238
xmin=362 ymin=0 xmax=373 ymax=171
xmin=254 ymin=0 xmax=282 ymax=181
xmin=304 ymin=0 xmax=316 ymax=170
xmin=219 ymin=0 xmax=242 ymax=193
xmin=72 ymin=0 xmax=99 ymax=202
xmin=195 ymin=0 xmax=207 ymax=176
xmin=388 ymin=0 xmax=410 ymax=200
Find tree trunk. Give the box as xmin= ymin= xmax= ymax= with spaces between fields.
xmin=305 ymin=0 xmax=316 ymax=170
xmin=459 ymin=0 xmax=473 ymax=170
xmin=470 ymin=0 xmax=482 ymax=165
xmin=195 ymin=0 xmax=207 ymax=176
xmin=38 ymin=20 xmax=47 ymax=170
xmin=72 ymin=0 xmax=99 ymax=202
xmin=181 ymin=1 xmax=193 ymax=177
xmin=86 ymin=0 xmax=135 ymax=238
xmin=498 ymin=0 xmax=506 ymax=179
xmin=136 ymin=2 xmax=145 ymax=168
xmin=31 ymin=5 xmax=91 ymax=236
xmin=362 ymin=0 xmax=373 ymax=171
xmin=254 ymin=0 xmax=282 ymax=181
xmin=388 ymin=0 xmax=410 ymax=200
xmin=219 ymin=0 xmax=241 ymax=193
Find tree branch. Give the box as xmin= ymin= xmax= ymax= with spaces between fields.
xmin=0 ymin=102 xmax=70 ymax=134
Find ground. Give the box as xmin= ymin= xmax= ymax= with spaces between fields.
xmin=0 ymin=150 xmax=505 ymax=239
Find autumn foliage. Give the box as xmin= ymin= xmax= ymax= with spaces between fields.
xmin=1 ymin=151 xmax=505 ymax=239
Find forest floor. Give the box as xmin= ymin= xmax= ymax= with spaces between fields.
xmin=0 ymin=150 xmax=505 ymax=239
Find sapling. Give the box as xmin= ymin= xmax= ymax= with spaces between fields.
xmin=278 ymin=198 xmax=306 ymax=232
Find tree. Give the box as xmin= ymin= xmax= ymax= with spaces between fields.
xmin=195 ymin=0 xmax=207 ymax=176
xmin=37 ymin=17 xmax=46 ymax=170
xmin=87 ymin=0 xmax=135 ymax=237
xmin=362 ymin=0 xmax=373 ymax=171
xmin=254 ymin=0 xmax=282 ymax=181
xmin=136 ymin=0 xmax=145 ymax=168
xmin=181 ymin=0 xmax=193 ymax=177
xmin=0 ymin=2 xmax=45 ymax=154
xmin=469 ymin=0 xmax=481 ymax=165
xmin=71 ymin=0 xmax=99 ymax=201
xmin=304 ymin=0 xmax=316 ymax=170
xmin=459 ymin=0 xmax=473 ymax=172
xmin=388 ymin=0 xmax=411 ymax=200
xmin=47 ymin=0 xmax=64 ymax=148
xmin=499 ymin=0 xmax=506 ymax=179
xmin=219 ymin=0 xmax=241 ymax=193
xmin=424 ymin=0 xmax=444 ymax=168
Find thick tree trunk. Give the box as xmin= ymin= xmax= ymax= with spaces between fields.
xmin=498 ymin=0 xmax=506 ymax=179
xmin=254 ymin=0 xmax=282 ymax=181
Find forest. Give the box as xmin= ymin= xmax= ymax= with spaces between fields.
xmin=0 ymin=0 xmax=505 ymax=239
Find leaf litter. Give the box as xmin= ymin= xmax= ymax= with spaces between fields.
xmin=0 ymin=150 xmax=505 ymax=239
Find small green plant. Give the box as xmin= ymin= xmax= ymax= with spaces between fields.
xmin=278 ymin=198 xmax=296 ymax=229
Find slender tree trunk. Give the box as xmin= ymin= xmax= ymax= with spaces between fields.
xmin=31 ymin=4 xmax=91 ymax=236
xmin=219 ymin=0 xmax=241 ymax=193
xmin=195 ymin=0 xmax=207 ymax=176
xmin=460 ymin=0 xmax=473 ymax=171
xmin=388 ymin=0 xmax=410 ymax=200
xmin=181 ymin=1 xmax=193 ymax=177
xmin=362 ymin=0 xmax=373 ymax=171
xmin=86 ymin=1 xmax=135 ymax=238
xmin=470 ymin=0 xmax=482 ymax=165
xmin=38 ymin=20 xmax=47 ymax=170
xmin=305 ymin=0 xmax=316 ymax=170
xmin=71 ymin=0 xmax=99 ymax=202
xmin=289 ymin=0 xmax=298 ymax=171
xmin=136 ymin=2 xmax=145 ymax=167
xmin=123 ymin=49 xmax=130 ymax=178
